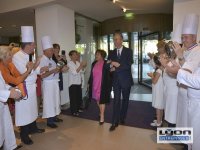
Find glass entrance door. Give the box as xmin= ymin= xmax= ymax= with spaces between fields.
xmin=138 ymin=32 xmax=159 ymax=87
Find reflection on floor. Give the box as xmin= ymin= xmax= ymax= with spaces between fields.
xmin=16 ymin=115 xmax=183 ymax=150
xmin=130 ymin=83 xmax=152 ymax=102
xmin=111 ymin=83 xmax=152 ymax=102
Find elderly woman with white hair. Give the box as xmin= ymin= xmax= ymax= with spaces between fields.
xmin=0 ymin=46 xmax=33 ymax=86
xmin=0 ymin=46 xmax=22 ymax=150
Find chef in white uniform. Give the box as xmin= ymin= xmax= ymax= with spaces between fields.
xmin=177 ymin=67 xmax=200 ymax=150
xmin=173 ymin=14 xmax=200 ymax=129
xmin=38 ymin=36 xmax=61 ymax=128
xmin=12 ymin=26 xmax=45 ymax=145
xmin=0 ymin=71 xmax=21 ymax=150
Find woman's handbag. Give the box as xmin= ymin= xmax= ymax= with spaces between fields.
xmin=82 ymin=90 xmax=91 ymax=109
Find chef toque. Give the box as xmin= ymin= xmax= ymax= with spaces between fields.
xmin=21 ymin=26 xmax=34 ymax=42
xmin=41 ymin=36 xmax=53 ymax=50
xmin=182 ymin=13 xmax=199 ymax=35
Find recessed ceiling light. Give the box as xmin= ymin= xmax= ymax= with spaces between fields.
xmin=110 ymin=0 xmax=117 ymax=3
xmin=0 ymin=27 xmax=2 ymax=29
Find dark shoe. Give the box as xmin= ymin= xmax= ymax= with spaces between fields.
xmin=47 ymin=123 xmax=58 ymax=128
xmin=72 ymin=113 xmax=79 ymax=116
xmin=21 ymin=138 xmax=33 ymax=145
xmin=14 ymin=144 xmax=23 ymax=150
xmin=99 ymin=121 xmax=104 ymax=125
xmin=54 ymin=117 xmax=63 ymax=122
xmin=109 ymin=125 xmax=116 ymax=131
xmin=30 ymin=128 xmax=45 ymax=134
xmin=37 ymin=128 xmax=45 ymax=133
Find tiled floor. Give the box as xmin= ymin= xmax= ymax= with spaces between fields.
xmin=16 ymin=115 xmax=183 ymax=150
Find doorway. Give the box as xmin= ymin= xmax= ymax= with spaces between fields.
xmin=138 ymin=32 xmax=159 ymax=87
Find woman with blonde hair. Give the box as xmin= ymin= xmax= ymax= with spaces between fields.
xmin=0 ymin=46 xmax=33 ymax=87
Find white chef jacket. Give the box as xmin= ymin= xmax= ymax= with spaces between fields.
xmin=0 ymin=72 xmax=17 ymax=150
xmin=176 ymin=45 xmax=200 ymax=127
xmin=177 ymin=68 xmax=200 ymax=150
xmin=12 ymin=50 xmax=38 ymax=126
xmin=38 ymin=55 xmax=60 ymax=118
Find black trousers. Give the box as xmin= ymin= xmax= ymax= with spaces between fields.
xmin=20 ymin=121 xmax=38 ymax=141
xmin=168 ymin=122 xmax=176 ymax=127
xmin=112 ymin=83 xmax=131 ymax=125
xmin=69 ymin=84 xmax=82 ymax=114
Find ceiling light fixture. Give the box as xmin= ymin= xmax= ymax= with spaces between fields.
xmin=0 ymin=27 xmax=2 ymax=29
xmin=122 ymin=8 xmax=127 ymax=12
xmin=125 ymin=12 xmax=134 ymax=20
xmin=111 ymin=0 xmax=116 ymax=3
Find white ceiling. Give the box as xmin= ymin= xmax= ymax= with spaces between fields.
xmin=58 ymin=0 xmax=173 ymax=21
xmin=0 ymin=0 xmax=173 ymax=37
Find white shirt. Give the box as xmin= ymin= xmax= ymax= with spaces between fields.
xmin=38 ymin=55 xmax=59 ymax=80
xmin=116 ymin=46 xmax=123 ymax=55
xmin=68 ymin=60 xmax=81 ymax=87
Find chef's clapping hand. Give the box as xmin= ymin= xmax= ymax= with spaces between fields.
xmin=40 ymin=66 xmax=49 ymax=74
xmin=10 ymin=88 xmax=21 ymax=100
xmin=111 ymin=61 xmax=120 ymax=68
xmin=54 ymin=67 xmax=60 ymax=74
xmin=26 ymin=62 xmax=34 ymax=73
xmin=172 ymin=42 xmax=184 ymax=59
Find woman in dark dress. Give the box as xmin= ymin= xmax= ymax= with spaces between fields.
xmin=88 ymin=49 xmax=112 ymax=125
xmin=52 ymin=43 xmax=68 ymax=122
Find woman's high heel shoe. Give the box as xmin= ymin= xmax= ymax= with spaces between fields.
xmin=99 ymin=121 xmax=104 ymax=125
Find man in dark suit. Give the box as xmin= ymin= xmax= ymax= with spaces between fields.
xmin=109 ymin=32 xmax=133 ymax=131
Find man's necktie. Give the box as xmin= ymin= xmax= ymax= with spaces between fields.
xmin=117 ymin=49 xmax=120 ymax=58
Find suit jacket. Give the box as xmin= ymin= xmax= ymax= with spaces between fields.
xmin=109 ymin=46 xmax=133 ymax=88
xmin=88 ymin=60 xmax=111 ymax=104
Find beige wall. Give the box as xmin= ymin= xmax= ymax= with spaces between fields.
xmin=173 ymin=0 xmax=200 ymax=41
xmin=35 ymin=4 xmax=75 ymax=105
xmin=101 ymin=14 xmax=173 ymax=35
